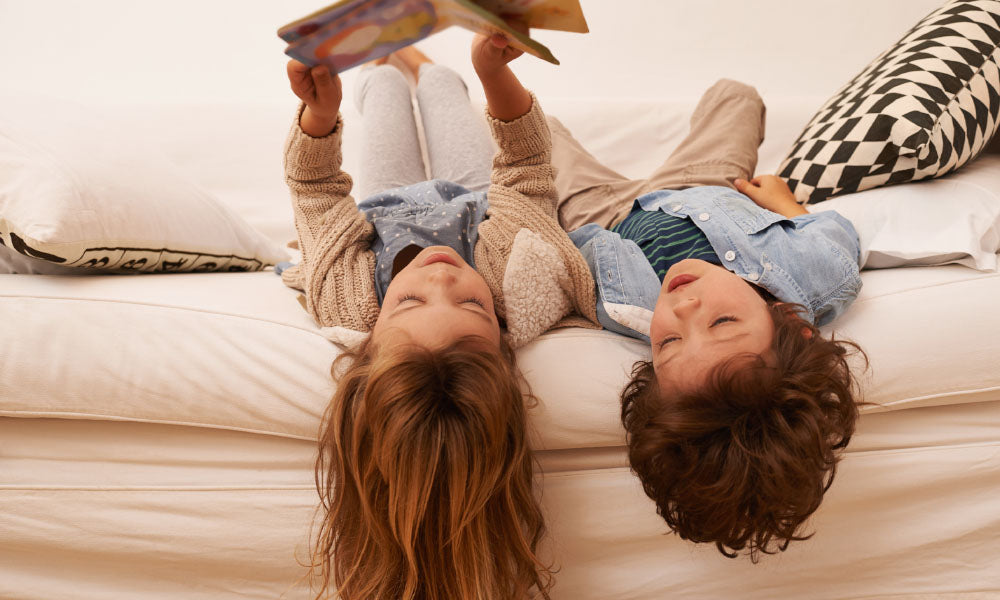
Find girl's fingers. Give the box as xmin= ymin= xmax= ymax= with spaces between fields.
xmin=311 ymin=65 xmax=332 ymax=89
xmin=287 ymin=60 xmax=310 ymax=81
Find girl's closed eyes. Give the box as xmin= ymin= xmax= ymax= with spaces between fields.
xmin=396 ymin=293 xmax=488 ymax=309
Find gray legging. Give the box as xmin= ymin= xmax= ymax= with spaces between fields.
xmin=352 ymin=63 xmax=495 ymax=200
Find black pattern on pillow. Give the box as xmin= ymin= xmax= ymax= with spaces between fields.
xmin=779 ymin=0 xmax=1000 ymax=204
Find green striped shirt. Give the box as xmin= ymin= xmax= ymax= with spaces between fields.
xmin=611 ymin=206 xmax=720 ymax=281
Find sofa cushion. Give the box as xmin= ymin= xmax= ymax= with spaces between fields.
xmin=778 ymin=0 xmax=1000 ymax=203
xmin=1 ymin=266 xmax=999 ymax=451
xmin=0 ymin=93 xmax=286 ymax=274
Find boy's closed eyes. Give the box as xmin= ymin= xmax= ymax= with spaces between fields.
xmin=650 ymin=258 xmax=775 ymax=394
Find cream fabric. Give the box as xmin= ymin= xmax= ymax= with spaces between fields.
xmin=2 ymin=265 xmax=999 ymax=450
xmin=4 ymin=402 xmax=1000 ymax=599
xmin=3 ymin=71 xmax=1000 ymax=600
xmin=0 ymin=93 xmax=287 ymax=274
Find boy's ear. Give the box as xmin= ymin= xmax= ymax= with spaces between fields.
xmin=773 ymin=302 xmax=814 ymax=339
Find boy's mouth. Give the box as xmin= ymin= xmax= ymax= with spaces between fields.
xmin=667 ymin=274 xmax=697 ymax=292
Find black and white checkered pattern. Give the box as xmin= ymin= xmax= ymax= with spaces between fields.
xmin=779 ymin=0 xmax=1000 ymax=204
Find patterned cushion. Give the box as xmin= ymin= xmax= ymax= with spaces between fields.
xmin=779 ymin=0 xmax=1000 ymax=204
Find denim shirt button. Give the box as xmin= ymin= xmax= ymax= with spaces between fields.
xmin=698 ymin=212 xmax=710 ymax=221
xmin=748 ymin=272 xmax=759 ymax=281
xmin=724 ymin=250 xmax=736 ymax=261
xmin=672 ymin=204 xmax=683 ymax=211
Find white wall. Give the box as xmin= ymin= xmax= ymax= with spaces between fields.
xmin=0 ymin=0 xmax=944 ymax=106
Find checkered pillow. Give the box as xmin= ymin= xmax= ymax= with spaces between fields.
xmin=779 ymin=0 xmax=1000 ymax=204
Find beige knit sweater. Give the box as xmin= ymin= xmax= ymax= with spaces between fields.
xmin=282 ymin=94 xmax=599 ymax=347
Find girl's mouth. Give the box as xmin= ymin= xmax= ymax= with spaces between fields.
xmin=422 ymin=251 xmax=458 ymax=267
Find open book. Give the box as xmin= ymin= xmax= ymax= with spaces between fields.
xmin=278 ymin=0 xmax=588 ymax=73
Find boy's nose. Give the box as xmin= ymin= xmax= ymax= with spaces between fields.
xmin=672 ymin=295 xmax=701 ymax=318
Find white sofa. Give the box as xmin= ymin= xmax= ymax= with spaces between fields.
xmin=2 ymin=1 xmax=1000 ymax=598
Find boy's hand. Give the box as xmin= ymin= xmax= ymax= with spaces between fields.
xmin=734 ymin=175 xmax=808 ymax=217
xmin=287 ymin=60 xmax=342 ymax=137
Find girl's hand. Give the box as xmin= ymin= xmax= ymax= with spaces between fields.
xmin=471 ymin=25 xmax=526 ymax=76
xmin=287 ymin=60 xmax=342 ymax=137
xmin=471 ymin=22 xmax=532 ymax=121
xmin=734 ymin=175 xmax=809 ymax=217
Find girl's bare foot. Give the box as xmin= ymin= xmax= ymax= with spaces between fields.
xmin=394 ymin=45 xmax=433 ymax=82
xmin=361 ymin=54 xmax=391 ymax=69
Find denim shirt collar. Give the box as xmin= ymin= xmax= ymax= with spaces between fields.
xmin=574 ymin=186 xmax=862 ymax=341
xmin=359 ymin=180 xmax=489 ymax=305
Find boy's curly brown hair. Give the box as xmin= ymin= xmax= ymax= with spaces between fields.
xmin=621 ymin=302 xmax=865 ymax=561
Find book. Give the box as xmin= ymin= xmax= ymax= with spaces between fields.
xmin=277 ymin=0 xmax=588 ymax=73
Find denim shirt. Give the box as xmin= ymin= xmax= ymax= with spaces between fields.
xmin=572 ymin=186 xmax=862 ymax=342
xmin=357 ymin=180 xmax=489 ymax=305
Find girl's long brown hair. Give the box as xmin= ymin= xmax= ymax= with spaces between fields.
xmin=310 ymin=337 xmax=553 ymax=600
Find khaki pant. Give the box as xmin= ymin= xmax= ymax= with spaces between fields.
xmin=550 ymin=79 xmax=766 ymax=231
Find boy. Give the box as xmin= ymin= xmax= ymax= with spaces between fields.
xmin=556 ymin=80 xmax=865 ymax=560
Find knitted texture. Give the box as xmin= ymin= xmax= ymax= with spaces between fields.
xmin=282 ymin=96 xmax=599 ymax=345
xmin=283 ymin=108 xmax=380 ymax=331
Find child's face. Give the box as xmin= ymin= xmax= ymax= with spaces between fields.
xmin=373 ymin=246 xmax=502 ymax=349
xmin=649 ymin=259 xmax=774 ymax=394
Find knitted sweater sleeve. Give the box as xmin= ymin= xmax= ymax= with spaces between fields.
xmin=283 ymin=104 xmax=379 ymax=331
xmin=475 ymin=94 xmax=600 ymax=334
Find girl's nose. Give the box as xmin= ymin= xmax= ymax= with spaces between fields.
xmin=426 ymin=268 xmax=458 ymax=285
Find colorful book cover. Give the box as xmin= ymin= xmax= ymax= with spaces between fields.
xmin=277 ymin=0 xmax=587 ymax=74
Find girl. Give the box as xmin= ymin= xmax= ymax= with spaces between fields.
xmin=281 ymin=34 xmax=599 ymax=600
xmin=550 ymin=80 xmax=866 ymax=561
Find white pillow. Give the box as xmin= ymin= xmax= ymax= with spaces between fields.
xmin=808 ymin=155 xmax=1000 ymax=271
xmin=0 ymin=92 xmax=287 ymax=273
